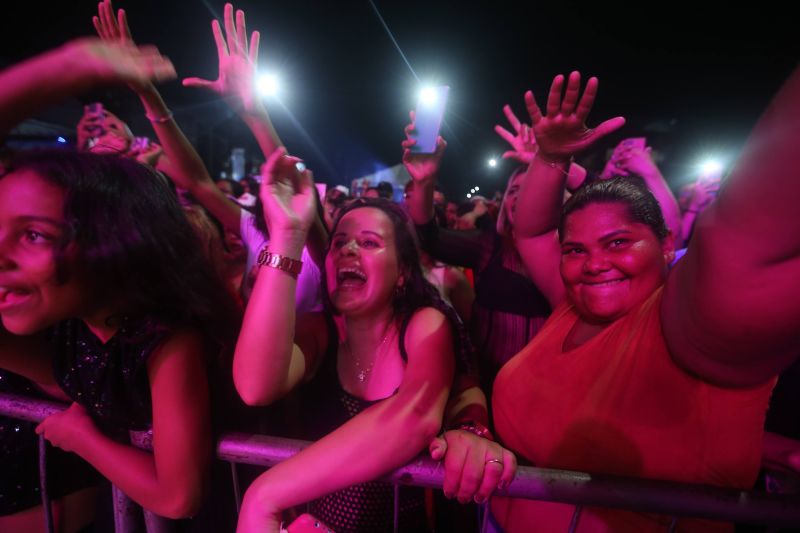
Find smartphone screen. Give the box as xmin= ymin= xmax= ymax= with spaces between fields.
xmin=410 ymin=86 xmax=450 ymax=154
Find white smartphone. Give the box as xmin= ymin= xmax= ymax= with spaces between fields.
xmin=410 ymin=86 xmax=450 ymax=154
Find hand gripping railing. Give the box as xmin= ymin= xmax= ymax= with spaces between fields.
xmin=3 ymin=392 xmax=800 ymax=532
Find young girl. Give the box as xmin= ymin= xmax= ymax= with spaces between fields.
xmin=0 ymin=39 xmax=239 ymax=529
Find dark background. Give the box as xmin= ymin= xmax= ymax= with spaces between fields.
xmin=2 ymin=1 xmax=797 ymax=199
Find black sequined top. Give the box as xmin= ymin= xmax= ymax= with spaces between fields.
xmin=300 ymin=322 xmax=428 ymax=533
xmin=0 ymin=370 xmax=99 ymax=516
xmin=50 ymin=318 xmax=169 ymax=432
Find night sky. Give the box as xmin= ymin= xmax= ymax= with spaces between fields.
xmin=2 ymin=1 xmax=797 ymax=199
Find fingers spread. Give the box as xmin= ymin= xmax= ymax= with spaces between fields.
xmin=561 ymin=71 xmax=582 ymax=115
xmin=235 ymin=9 xmax=248 ymax=54
xmin=249 ymin=31 xmax=260 ymax=64
xmin=503 ymin=104 xmax=521 ymax=132
xmin=576 ymin=76 xmax=599 ymax=122
xmin=546 ymin=74 xmax=565 ymax=117
xmin=525 ymin=90 xmax=543 ymax=124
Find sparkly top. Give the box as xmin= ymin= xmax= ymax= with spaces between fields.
xmin=50 ymin=318 xmax=169 ymax=432
xmin=299 ymin=320 xmax=428 ymax=533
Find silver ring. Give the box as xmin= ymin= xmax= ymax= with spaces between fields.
xmin=485 ymin=458 xmax=503 ymax=467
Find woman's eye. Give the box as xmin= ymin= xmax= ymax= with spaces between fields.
xmin=24 ymin=230 xmax=51 ymax=244
xmin=563 ymin=247 xmax=584 ymax=255
xmin=610 ymin=239 xmax=628 ymax=248
xmin=361 ymin=239 xmax=379 ymax=248
xmin=332 ymin=238 xmax=346 ymax=249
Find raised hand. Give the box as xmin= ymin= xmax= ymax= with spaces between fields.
xmin=183 ymin=3 xmax=264 ymax=117
xmin=526 ymin=71 xmax=625 ymax=162
xmin=259 ymin=147 xmax=317 ymax=237
xmin=606 ymin=145 xmax=659 ymax=178
xmin=495 ymin=104 xmax=537 ymax=165
xmin=402 ymin=110 xmax=447 ymax=184
xmin=65 ymin=38 xmax=176 ymax=90
xmin=93 ymin=0 xmax=133 ymax=46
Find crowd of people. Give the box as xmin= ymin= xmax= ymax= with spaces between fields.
xmin=1 ymin=2 xmax=798 ymax=532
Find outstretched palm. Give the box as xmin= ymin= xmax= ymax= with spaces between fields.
xmin=183 ymin=3 xmax=264 ymax=116
xmin=495 ymin=104 xmax=538 ymax=165
xmin=526 ymin=72 xmax=625 ymax=161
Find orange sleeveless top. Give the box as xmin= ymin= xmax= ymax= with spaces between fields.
xmin=492 ymin=287 xmax=774 ymax=532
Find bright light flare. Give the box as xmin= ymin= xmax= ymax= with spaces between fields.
xmin=418 ymin=86 xmax=437 ymax=106
xmin=488 ymin=158 xmax=497 ymax=168
xmin=699 ymin=159 xmax=723 ymax=176
xmin=466 ymin=193 xmax=472 ymax=199
xmin=257 ymin=73 xmax=280 ymax=98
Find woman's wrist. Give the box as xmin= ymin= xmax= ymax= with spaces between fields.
xmin=268 ymin=230 xmax=307 ymax=259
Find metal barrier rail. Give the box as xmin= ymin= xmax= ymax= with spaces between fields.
xmin=3 ymin=392 xmax=800 ymax=528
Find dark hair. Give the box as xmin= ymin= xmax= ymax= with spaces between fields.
xmin=322 ymin=198 xmax=472 ymax=373
xmin=240 ymin=175 xmax=260 ymax=197
xmin=215 ymin=177 xmax=244 ymax=198
xmin=375 ymin=181 xmax=394 ymax=199
xmin=1 ymin=149 xmax=240 ymax=348
xmin=559 ymin=176 xmax=668 ymax=241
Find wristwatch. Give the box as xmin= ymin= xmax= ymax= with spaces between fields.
xmin=257 ymin=248 xmax=303 ymax=278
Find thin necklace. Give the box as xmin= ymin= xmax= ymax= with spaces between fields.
xmin=344 ymin=322 xmax=396 ymax=383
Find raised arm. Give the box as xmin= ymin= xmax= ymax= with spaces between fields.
xmin=662 ymin=68 xmax=800 ymax=387
xmin=0 ymin=39 xmax=174 ymax=139
xmin=233 ymin=148 xmax=323 ymax=405
xmin=606 ymin=144 xmax=683 ymax=245
xmin=237 ymin=306 xmax=455 ymax=532
xmin=184 ymin=3 xmax=282 ymax=160
xmin=93 ymin=0 xmax=242 ymax=231
xmin=401 ymin=110 xmax=447 ymax=225
xmin=513 ymin=72 xmax=625 ymax=307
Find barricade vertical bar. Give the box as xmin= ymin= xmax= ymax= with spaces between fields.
xmin=567 ymin=505 xmax=582 ymax=533
xmin=480 ymin=501 xmax=490 ymax=533
xmin=231 ymin=462 xmax=242 ymax=513
xmin=143 ymin=509 xmax=175 ymax=533
xmin=38 ymin=436 xmax=54 ymax=533
xmin=667 ymin=516 xmax=678 ymax=532
xmin=112 ymin=484 xmax=139 ymax=533
xmin=393 ymin=483 xmax=400 ymax=533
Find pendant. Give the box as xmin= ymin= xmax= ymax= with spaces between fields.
xmin=357 ymin=370 xmax=367 ymax=382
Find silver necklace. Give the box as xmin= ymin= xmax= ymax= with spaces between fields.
xmin=344 ymin=324 xmax=395 ymax=382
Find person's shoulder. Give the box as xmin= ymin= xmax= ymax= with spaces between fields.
xmin=406 ymin=307 xmax=449 ymax=343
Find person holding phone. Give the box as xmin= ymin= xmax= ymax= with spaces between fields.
xmin=403 ymin=113 xmax=553 ymax=395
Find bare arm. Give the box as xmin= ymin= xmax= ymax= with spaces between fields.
xmin=513 ymin=73 xmax=625 ymax=308
xmin=233 ymin=148 xmax=322 ymax=405
xmin=0 ymin=39 xmax=174 ymax=140
xmin=662 ymin=68 xmax=800 ymax=387
xmin=36 ymin=330 xmax=212 ymax=518
xmin=93 ymin=0 xmax=242 ymax=231
xmin=237 ymin=307 xmax=455 ymax=532
xmin=610 ymin=146 xmax=683 ymax=244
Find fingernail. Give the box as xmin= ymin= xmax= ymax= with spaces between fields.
xmin=458 ymin=496 xmax=470 ymax=504
xmin=474 ymin=495 xmax=485 ymax=504
xmin=497 ymin=481 xmax=507 ymax=491
xmin=443 ymin=491 xmax=452 ymax=499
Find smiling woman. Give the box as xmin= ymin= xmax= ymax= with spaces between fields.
xmin=477 ymin=70 xmax=800 ymax=532
xmin=232 ymin=149 xmax=472 ymax=532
